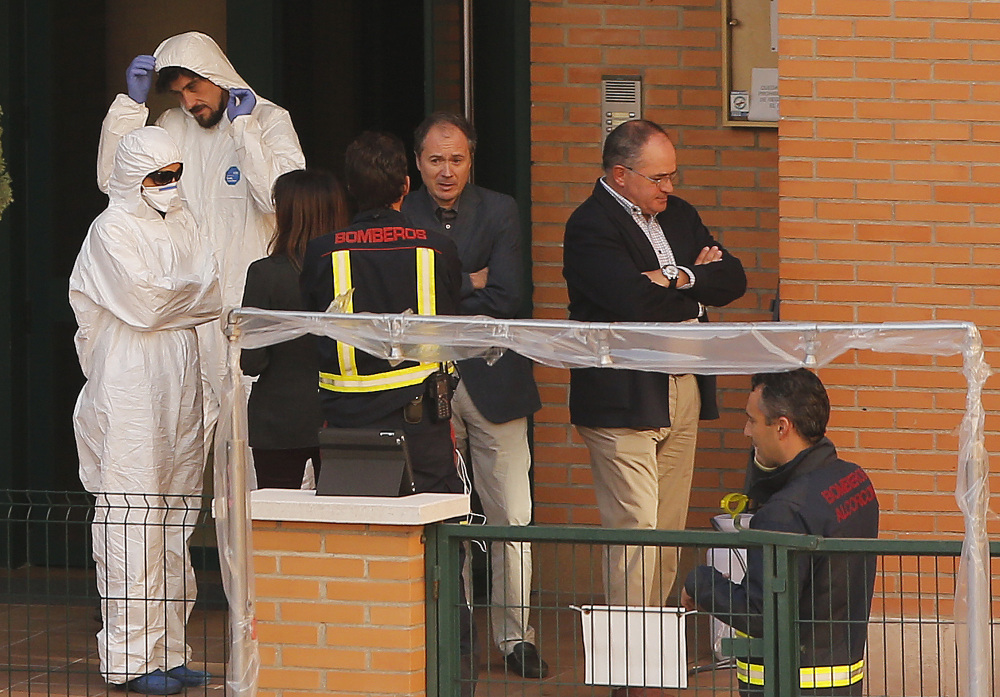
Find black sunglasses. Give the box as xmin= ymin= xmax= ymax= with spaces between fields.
xmin=146 ymin=164 xmax=184 ymax=186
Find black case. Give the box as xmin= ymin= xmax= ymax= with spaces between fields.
xmin=316 ymin=428 xmax=416 ymax=497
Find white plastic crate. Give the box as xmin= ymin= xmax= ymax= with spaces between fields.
xmin=573 ymin=605 xmax=691 ymax=688
xmin=710 ymin=513 xmax=752 ymax=662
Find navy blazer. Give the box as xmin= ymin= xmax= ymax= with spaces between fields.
xmin=403 ymin=185 xmax=541 ymax=424
xmin=563 ymin=180 xmax=747 ymax=429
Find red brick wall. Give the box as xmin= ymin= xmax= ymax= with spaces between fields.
xmin=254 ymin=520 xmax=428 ymax=697
xmin=778 ymin=0 xmax=1000 ymax=537
xmin=527 ymin=0 xmax=997 ymax=538
xmin=529 ymin=0 xmax=779 ymax=527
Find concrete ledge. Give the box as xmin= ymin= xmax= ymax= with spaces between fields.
xmin=250 ymin=489 xmax=469 ymax=525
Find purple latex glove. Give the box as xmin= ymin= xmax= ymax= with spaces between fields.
xmin=125 ymin=54 xmax=156 ymax=104
xmin=226 ymin=88 xmax=256 ymax=121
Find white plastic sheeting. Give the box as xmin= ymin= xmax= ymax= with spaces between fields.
xmin=216 ymin=310 xmax=991 ymax=697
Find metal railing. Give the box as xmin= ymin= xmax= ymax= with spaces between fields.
xmin=2 ymin=490 xmax=228 ymax=696
xmin=6 ymin=494 xmax=998 ymax=696
xmin=427 ymin=524 xmax=1000 ymax=697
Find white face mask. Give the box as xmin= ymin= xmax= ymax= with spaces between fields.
xmin=141 ymin=183 xmax=181 ymax=213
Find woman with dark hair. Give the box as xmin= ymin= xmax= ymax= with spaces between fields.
xmin=240 ymin=169 xmax=349 ymax=488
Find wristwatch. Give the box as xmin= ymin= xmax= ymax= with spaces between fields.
xmin=661 ymin=264 xmax=680 ymax=289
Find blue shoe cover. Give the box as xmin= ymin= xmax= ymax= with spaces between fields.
xmin=166 ymin=665 xmax=212 ymax=687
xmin=124 ymin=670 xmax=183 ymax=695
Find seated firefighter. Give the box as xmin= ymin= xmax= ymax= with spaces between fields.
xmin=70 ymin=126 xmax=221 ymax=694
xmin=682 ymin=369 xmax=879 ymax=697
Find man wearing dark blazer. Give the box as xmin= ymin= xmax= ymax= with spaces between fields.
xmin=402 ymin=113 xmax=548 ymax=679
xmin=563 ymin=120 xmax=747 ymax=620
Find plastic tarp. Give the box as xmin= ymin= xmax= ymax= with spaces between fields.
xmin=216 ymin=310 xmax=991 ymax=697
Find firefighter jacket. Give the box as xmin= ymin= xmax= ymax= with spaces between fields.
xmin=300 ymin=207 xmax=462 ymax=426
xmin=685 ymin=438 xmax=879 ymax=693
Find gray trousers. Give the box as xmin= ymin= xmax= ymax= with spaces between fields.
xmin=452 ymin=381 xmax=536 ymax=654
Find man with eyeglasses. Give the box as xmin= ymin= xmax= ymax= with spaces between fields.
xmin=562 ymin=120 xmax=746 ymax=688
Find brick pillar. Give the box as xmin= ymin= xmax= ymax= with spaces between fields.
xmin=249 ymin=491 xmax=469 ymax=697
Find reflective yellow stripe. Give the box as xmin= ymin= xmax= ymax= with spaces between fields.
xmin=415 ymin=247 xmax=435 ymax=315
xmin=331 ymin=250 xmax=354 ymax=310
xmin=736 ymin=659 xmax=865 ymax=689
xmin=331 ymin=250 xmax=357 ymax=377
xmin=800 ymin=660 xmax=865 ymax=689
xmin=736 ymin=659 xmax=765 ymax=686
xmin=319 ymin=363 xmax=439 ymax=392
xmin=322 ymin=246 xmax=440 ymax=393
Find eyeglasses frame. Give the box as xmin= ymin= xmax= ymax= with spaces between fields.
xmin=621 ymin=164 xmax=679 ymax=187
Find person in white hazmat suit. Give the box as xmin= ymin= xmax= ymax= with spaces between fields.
xmin=97 ymin=31 xmax=305 ymax=459
xmin=72 ymin=126 xmax=222 ymax=695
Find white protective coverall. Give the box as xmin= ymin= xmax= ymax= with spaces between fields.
xmin=97 ymin=31 xmax=305 ymax=450
xmin=72 ymin=126 xmax=222 ymax=683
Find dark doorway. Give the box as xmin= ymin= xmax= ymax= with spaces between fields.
xmin=12 ymin=0 xmax=111 ymax=495
xmin=2 ymin=0 xmax=529 ymax=505
xmin=279 ymin=0 xmax=426 ymax=184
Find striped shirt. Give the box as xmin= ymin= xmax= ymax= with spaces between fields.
xmin=600 ymin=177 xmax=695 ymax=290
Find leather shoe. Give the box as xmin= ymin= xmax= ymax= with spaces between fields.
xmin=166 ymin=665 xmax=211 ymax=686
xmin=504 ymin=641 xmax=549 ymax=679
xmin=122 ymin=670 xmax=183 ymax=695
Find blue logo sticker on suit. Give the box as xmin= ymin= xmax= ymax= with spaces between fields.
xmin=225 ymin=166 xmax=241 ymax=185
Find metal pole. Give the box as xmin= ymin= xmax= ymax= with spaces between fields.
xmin=228 ymin=308 xmax=975 ymax=336
xmin=959 ymin=328 xmax=990 ymax=697
xmin=223 ymin=314 xmax=254 ymax=696
xmin=462 ymin=0 xmax=473 ymax=124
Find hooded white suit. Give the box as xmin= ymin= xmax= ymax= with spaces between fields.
xmin=72 ymin=126 xmax=222 ymax=683
xmin=97 ymin=31 xmax=305 ymax=450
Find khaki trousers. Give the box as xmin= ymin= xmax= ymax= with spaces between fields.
xmin=577 ymin=373 xmax=700 ymax=606
xmin=452 ymin=380 xmax=536 ymax=654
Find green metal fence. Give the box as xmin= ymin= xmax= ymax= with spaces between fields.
xmin=427 ymin=524 xmax=999 ymax=697
xmin=5 ymin=495 xmax=998 ymax=696
xmin=2 ymin=490 xmax=228 ymax=695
